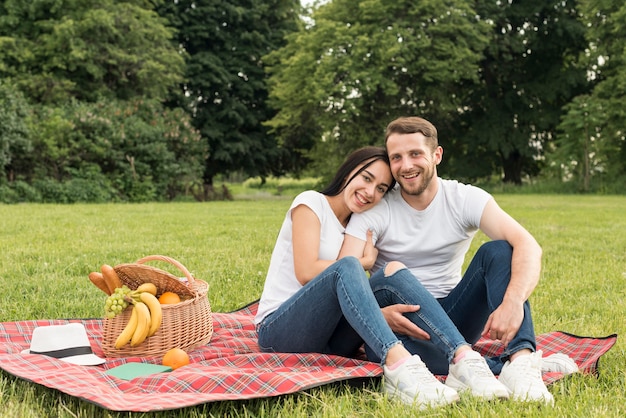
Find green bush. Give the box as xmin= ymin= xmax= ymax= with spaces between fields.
xmin=11 ymin=180 xmax=41 ymax=202
xmin=31 ymin=178 xmax=114 ymax=203
xmin=7 ymin=98 xmax=206 ymax=203
xmin=0 ymin=184 xmax=18 ymax=203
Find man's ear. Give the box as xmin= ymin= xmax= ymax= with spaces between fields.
xmin=435 ymin=146 xmax=444 ymax=165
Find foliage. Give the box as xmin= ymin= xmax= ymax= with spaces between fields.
xmin=445 ymin=0 xmax=588 ymax=184
xmin=0 ymin=196 xmax=625 ymax=416
xmin=265 ymin=0 xmax=491 ymax=184
xmin=0 ymin=0 xmax=185 ymax=104
xmin=0 ymin=81 xmax=32 ymax=182
xmin=7 ymin=99 xmax=206 ymax=202
xmin=157 ymin=0 xmax=302 ymax=192
xmin=548 ymin=0 xmax=626 ymax=191
xmin=1 ymin=0 xmax=625 ymax=197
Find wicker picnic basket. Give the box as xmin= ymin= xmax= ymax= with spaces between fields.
xmin=101 ymin=255 xmax=213 ymax=358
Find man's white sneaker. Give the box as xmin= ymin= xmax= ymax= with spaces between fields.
xmin=499 ymin=351 xmax=555 ymax=405
xmin=383 ymin=355 xmax=459 ymax=409
xmin=541 ymin=353 xmax=579 ymax=375
xmin=445 ymin=350 xmax=510 ymax=400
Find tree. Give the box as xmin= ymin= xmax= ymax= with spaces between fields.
xmin=265 ymin=0 xmax=491 ymax=182
xmin=553 ymin=0 xmax=626 ymax=191
xmin=0 ymin=0 xmax=185 ymax=104
xmin=0 ymin=81 xmax=31 ymax=183
xmin=552 ymin=95 xmax=605 ymax=192
xmin=0 ymin=0 xmax=204 ymax=202
xmin=450 ymin=0 xmax=588 ymax=184
xmin=157 ymin=0 xmax=302 ymax=198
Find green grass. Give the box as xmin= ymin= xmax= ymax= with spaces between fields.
xmin=0 ymin=195 xmax=625 ymax=417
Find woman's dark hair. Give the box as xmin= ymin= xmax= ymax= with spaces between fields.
xmin=321 ymin=146 xmax=395 ymax=196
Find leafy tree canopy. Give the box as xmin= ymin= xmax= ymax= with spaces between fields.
xmin=265 ymin=0 xmax=491 ymax=181
xmin=158 ymin=0 xmax=302 ymax=191
xmin=0 ymin=0 xmax=185 ymax=104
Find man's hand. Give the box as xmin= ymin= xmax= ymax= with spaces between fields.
xmin=481 ymin=299 xmax=524 ymax=348
xmin=381 ymin=304 xmax=430 ymax=340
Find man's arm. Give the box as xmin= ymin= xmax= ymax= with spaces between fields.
xmin=479 ymin=198 xmax=543 ymax=347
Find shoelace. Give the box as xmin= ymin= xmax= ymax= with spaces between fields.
xmin=510 ymin=354 xmax=543 ymax=384
xmin=404 ymin=362 xmax=440 ymax=385
xmin=462 ymin=358 xmax=494 ymax=379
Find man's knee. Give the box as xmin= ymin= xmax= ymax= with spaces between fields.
xmin=479 ymin=240 xmax=513 ymax=259
xmin=384 ymin=261 xmax=407 ymax=277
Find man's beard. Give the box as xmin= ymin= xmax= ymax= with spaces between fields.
xmin=399 ymin=168 xmax=435 ymax=196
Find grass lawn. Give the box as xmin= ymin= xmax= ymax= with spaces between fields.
xmin=0 ymin=194 xmax=624 ymax=417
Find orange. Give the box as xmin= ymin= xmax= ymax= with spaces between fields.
xmin=162 ymin=348 xmax=190 ymax=370
xmin=158 ymin=291 xmax=181 ymax=304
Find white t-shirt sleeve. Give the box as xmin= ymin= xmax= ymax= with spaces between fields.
xmin=345 ymin=196 xmax=390 ymax=244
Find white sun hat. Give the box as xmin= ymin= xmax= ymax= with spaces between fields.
xmin=21 ymin=323 xmax=106 ymax=366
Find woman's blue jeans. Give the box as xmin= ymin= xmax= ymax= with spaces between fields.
xmin=257 ymin=256 xmax=400 ymax=364
xmin=366 ymin=240 xmax=537 ymax=375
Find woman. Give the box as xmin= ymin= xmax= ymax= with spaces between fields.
xmin=254 ymin=146 xmax=459 ymax=409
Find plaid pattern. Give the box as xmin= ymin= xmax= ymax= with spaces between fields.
xmin=0 ymin=301 xmax=617 ymax=412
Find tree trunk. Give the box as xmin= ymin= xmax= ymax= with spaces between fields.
xmin=501 ymin=150 xmax=523 ymax=185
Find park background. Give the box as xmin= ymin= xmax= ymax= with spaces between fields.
xmin=1 ymin=0 xmax=625 ymax=417
xmin=1 ymin=0 xmax=624 ymax=202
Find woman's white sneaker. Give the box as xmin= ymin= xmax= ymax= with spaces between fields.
xmin=383 ymin=355 xmax=459 ymax=409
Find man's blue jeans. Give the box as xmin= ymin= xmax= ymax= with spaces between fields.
xmin=366 ymin=240 xmax=537 ymax=374
xmin=257 ymin=256 xmax=400 ymax=364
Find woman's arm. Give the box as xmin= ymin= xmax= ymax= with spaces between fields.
xmin=291 ymin=204 xmax=336 ymax=285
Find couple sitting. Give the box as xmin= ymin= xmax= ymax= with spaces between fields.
xmin=254 ymin=116 xmax=577 ymax=409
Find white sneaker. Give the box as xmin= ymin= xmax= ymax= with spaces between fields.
xmin=499 ymin=351 xmax=555 ymax=405
xmin=541 ymin=353 xmax=579 ymax=375
xmin=446 ymin=350 xmax=510 ymax=400
xmin=383 ymin=355 xmax=460 ymax=409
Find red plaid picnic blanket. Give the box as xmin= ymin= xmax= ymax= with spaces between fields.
xmin=0 ymin=302 xmax=617 ymax=412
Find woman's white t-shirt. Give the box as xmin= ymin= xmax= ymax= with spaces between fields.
xmin=254 ymin=190 xmax=344 ymax=325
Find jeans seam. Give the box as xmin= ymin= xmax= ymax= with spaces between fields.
xmin=337 ymin=271 xmax=396 ymax=364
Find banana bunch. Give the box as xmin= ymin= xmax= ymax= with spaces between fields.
xmin=114 ymin=283 xmax=163 ymax=349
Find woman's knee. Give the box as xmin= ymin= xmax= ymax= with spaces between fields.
xmin=336 ymin=256 xmax=361 ymax=270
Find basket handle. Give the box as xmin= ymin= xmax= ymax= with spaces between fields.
xmin=134 ymin=255 xmax=196 ymax=287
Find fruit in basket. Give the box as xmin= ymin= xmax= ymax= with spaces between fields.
xmin=101 ymin=264 xmax=123 ymax=294
xmin=162 ymin=348 xmax=190 ymax=370
xmin=88 ymin=271 xmax=111 ymax=295
xmin=130 ymin=301 xmax=151 ymax=346
xmin=158 ymin=291 xmax=181 ymax=304
xmin=114 ymin=306 xmax=138 ymax=348
xmin=104 ymin=286 xmax=132 ymax=318
xmin=139 ymin=291 xmax=162 ymax=337
xmin=135 ymin=282 xmax=158 ymax=296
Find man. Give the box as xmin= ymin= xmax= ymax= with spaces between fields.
xmin=341 ymin=116 xmax=576 ymax=404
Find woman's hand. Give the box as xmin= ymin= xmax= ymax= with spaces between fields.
xmin=359 ymin=229 xmax=378 ymax=270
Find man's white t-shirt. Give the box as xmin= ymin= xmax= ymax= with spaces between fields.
xmin=254 ymin=190 xmax=345 ymax=325
xmin=345 ymin=178 xmax=492 ymax=298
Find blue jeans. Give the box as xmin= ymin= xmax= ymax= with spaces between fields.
xmin=257 ymin=256 xmax=400 ymax=364
xmin=367 ymin=240 xmax=537 ymax=375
